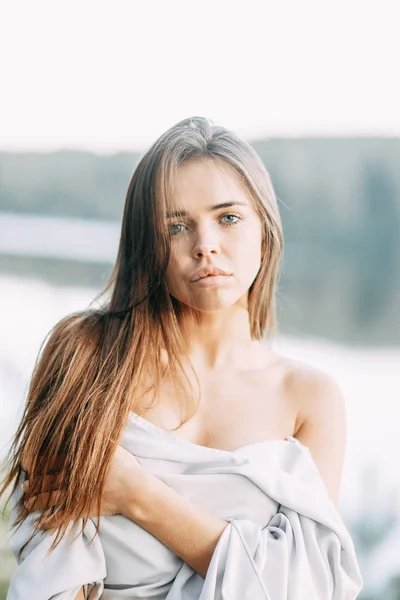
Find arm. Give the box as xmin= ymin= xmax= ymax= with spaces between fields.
xmin=74 ymin=588 xmax=85 ymax=600
xmin=126 ymin=472 xmax=229 ymax=578
xmin=289 ymin=367 xmax=347 ymax=509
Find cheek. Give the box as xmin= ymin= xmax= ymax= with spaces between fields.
xmin=232 ymin=225 xmax=263 ymax=269
xmin=234 ymin=245 xmax=262 ymax=286
xmin=165 ymin=252 xmax=186 ymax=295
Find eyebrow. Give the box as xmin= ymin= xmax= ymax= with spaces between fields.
xmin=166 ymin=201 xmax=248 ymax=218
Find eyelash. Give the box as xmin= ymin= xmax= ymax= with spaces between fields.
xmin=169 ymin=213 xmax=242 ymax=236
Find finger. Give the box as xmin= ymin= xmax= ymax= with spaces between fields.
xmin=24 ymin=490 xmax=65 ymax=512
xmin=21 ymin=454 xmax=67 ymax=475
xmin=22 ymin=472 xmax=64 ymax=493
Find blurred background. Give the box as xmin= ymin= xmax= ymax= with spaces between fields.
xmin=1 ymin=0 xmax=399 ymax=598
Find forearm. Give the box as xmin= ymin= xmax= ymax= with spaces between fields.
xmin=125 ymin=473 xmax=229 ymax=578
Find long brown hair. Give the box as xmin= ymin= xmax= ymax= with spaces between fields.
xmin=0 ymin=116 xmax=284 ymax=550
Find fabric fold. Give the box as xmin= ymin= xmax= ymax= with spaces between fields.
xmin=7 ymin=474 xmax=106 ymax=600
xmin=6 ymin=414 xmax=363 ymax=599
xmin=196 ymin=511 xmax=360 ymax=600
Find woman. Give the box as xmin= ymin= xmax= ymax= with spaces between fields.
xmin=2 ymin=117 xmax=363 ymax=599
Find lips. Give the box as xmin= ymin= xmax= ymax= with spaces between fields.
xmin=192 ymin=274 xmax=232 ymax=287
xmin=190 ymin=266 xmax=231 ymax=282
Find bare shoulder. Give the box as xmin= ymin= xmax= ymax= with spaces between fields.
xmin=278 ymin=356 xmax=347 ymax=508
xmin=279 ymin=357 xmax=345 ymax=428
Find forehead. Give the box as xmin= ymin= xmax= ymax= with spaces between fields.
xmin=165 ymin=158 xmax=254 ymax=213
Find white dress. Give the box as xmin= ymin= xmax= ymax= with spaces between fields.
xmin=7 ymin=411 xmax=363 ymax=599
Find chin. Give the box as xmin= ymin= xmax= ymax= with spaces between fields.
xmin=176 ymin=291 xmax=246 ymax=314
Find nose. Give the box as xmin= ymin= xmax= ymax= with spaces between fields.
xmin=193 ymin=245 xmax=218 ymax=259
xmin=192 ymin=228 xmax=220 ymax=259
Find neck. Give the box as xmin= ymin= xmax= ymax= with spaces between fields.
xmin=176 ymin=303 xmax=265 ymax=371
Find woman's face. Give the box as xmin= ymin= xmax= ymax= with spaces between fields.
xmin=165 ymin=158 xmax=264 ymax=313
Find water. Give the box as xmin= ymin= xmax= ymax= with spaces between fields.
xmin=0 ymin=212 xmax=120 ymax=263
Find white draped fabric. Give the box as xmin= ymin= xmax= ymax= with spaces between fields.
xmin=7 ymin=411 xmax=363 ymax=599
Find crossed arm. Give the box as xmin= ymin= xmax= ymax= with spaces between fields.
xmin=71 ymin=473 xmax=229 ymax=598
xmin=69 ymin=471 xmax=231 ymax=598
xmin=40 ymin=370 xmax=347 ymax=597
xmin=96 ymin=372 xmax=347 ymax=590
xmin=128 ymin=372 xmax=346 ymax=575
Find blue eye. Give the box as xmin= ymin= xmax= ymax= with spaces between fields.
xmin=221 ymin=214 xmax=241 ymax=226
xmin=169 ymin=223 xmax=186 ymax=235
xmin=168 ymin=213 xmax=242 ymax=236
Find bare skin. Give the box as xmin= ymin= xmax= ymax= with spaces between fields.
xmin=133 ymin=347 xmax=302 ymax=450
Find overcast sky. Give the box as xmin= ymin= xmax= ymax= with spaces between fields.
xmin=0 ymin=0 xmax=399 ymax=153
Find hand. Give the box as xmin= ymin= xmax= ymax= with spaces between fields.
xmin=22 ymin=445 xmax=146 ymax=527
